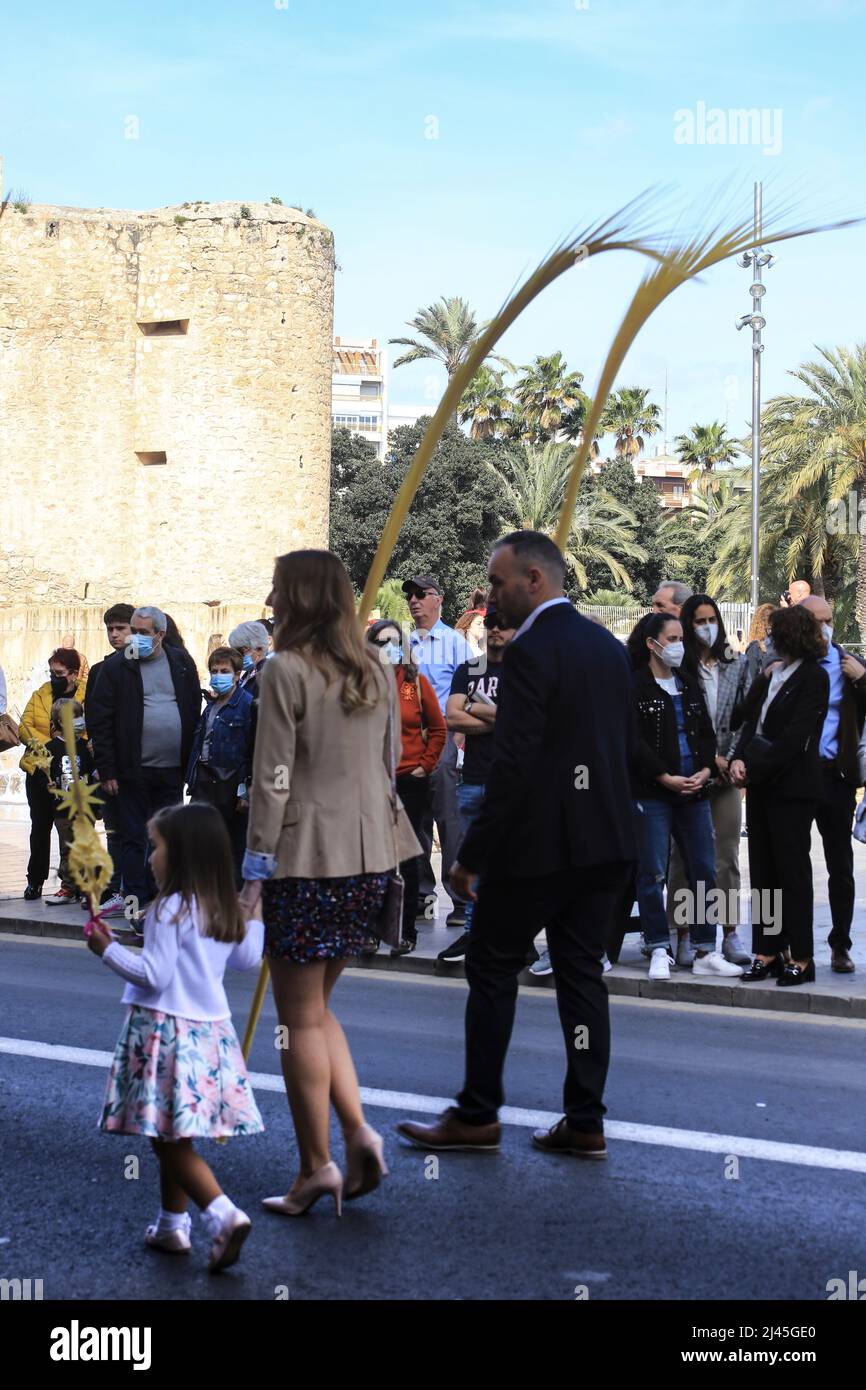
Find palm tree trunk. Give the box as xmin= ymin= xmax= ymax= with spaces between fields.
xmin=857 ymin=528 xmax=866 ymax=644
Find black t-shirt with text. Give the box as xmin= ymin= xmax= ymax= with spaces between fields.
xmin=449 ymin=659 xmax=504 ymax=785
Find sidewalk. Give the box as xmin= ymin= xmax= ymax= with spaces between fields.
xmin=3 ymin=819 xmax=866 ymax=1019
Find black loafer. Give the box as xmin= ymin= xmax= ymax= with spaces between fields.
xmin=740 ymin=955 xmax=785 ymax=982
xmin=777 ymin=960 xmax=815 ymax=987
xmin=390 ymin=940 xmax=416 ymax=958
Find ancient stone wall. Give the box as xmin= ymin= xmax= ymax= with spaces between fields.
xmin=0 ymin=200 xmax=334 ymax=609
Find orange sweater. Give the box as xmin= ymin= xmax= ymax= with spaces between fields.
xmin=395 ymin=669 xmax=446 ymax=776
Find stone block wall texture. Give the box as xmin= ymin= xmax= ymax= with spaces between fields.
xmin=0 ymin=200 xmax=334 ymax=608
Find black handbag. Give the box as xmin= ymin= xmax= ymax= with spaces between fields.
xmin=370 ymin=690 xmax=405 ymax=948
xmin=190 ymin=763 xmax=241 ymax=813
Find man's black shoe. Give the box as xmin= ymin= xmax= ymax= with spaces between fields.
xmin=446 ymin=905 xmax=467 ymax=928
xmin=437 ymin=931 xmax=470 ymax=963
xmin=23 ymin=882 xmax=42 ymax=901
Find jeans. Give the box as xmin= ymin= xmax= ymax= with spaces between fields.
xmin=667 ymin=782 xmax=743 ymax=930
xmin=634 ymin=795 xmax=716 ymax=951
xmin=456 ymin=780 xmax=485 ymax=932
xmin=418 ymin=732 xmax=466 ymax=908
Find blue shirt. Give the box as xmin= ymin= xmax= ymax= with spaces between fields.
xmin=820 ymin=642 xmax=844 ymax=759
xmin=409 ymin=619 xmax=474 ymax=715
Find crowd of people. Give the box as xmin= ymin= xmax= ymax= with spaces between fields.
xmin=2 ymin=540 xmax=865 ymax=1271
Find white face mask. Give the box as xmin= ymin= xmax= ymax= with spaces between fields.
xmin=695 ymin=622 xmax=718 ymax=648
xmin=654 ymin=639 xmax=684 ymax=668
xmin=821 ymin=622 xmax=833 ymax=644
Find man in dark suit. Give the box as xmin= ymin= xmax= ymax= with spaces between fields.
xmin=397 ymin=531 xmax=637 ymax=1159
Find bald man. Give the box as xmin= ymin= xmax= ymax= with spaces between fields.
xmin=800 ymin=595 xmax=866 ymax=972
xmin=782 ymin=579 xmax=811 ymax=607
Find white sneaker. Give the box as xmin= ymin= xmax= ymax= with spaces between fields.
xmin=209 ymin=1206 xmax=251 ymax=1273
xmin=648 ymin=948 xmax=671 ymax=981
xmin=145 ymin=1213 xmax=191 ymax=1254
xmin=722 ymin=931 xmax=751 ymax=965
xmin=99 ymin=892 xmax=128 ymax=918
xmin=693 ymin=951 xmax=744 ymax=977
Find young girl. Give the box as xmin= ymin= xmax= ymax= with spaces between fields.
xmin=86 ymin=801 xmax=265 ymax=1272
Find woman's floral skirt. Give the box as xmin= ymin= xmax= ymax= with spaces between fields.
xmin=99 ymin=1005 xmax=265 ymax=1140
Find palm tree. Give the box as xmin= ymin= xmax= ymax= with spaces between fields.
xmin=674 ymin=421 xmax=741 ymax=513
xmin=486 ymin=441 xmax=647 ymax=592
xmin=458 ymin=366 xmax=514 ymax=439
xmin=512 ymin=352 xmax=589 ymax=444
xmin=389 ymin=296 xmax=511 ymax=381
xmin=599 ymin=386 xmax=662 ymax=459
xmin=760 ymin=345 xmax=866 ymax=630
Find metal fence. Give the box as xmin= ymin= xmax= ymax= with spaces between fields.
xmin=575 ymin=603 xmax=755 ymax=641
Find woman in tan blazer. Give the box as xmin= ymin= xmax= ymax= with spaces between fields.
xmin=240 ymin=550 xmax=419 ymax=1217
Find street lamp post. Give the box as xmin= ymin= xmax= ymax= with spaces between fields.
xmin=736 ymin=182 xmax=774 ymax=613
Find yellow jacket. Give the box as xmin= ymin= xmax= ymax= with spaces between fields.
xmin=19 ymin=678 xmax=88 ymax=775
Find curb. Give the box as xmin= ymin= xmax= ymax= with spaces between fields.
xmin=2 ymin=915 xmax=863 ymax=1020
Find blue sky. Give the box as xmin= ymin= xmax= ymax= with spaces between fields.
xmin=3 ymin=0 xmax=865 ymax=444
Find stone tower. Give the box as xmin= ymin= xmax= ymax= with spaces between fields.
xmin=0 ymin=200 xmax=335 ymax=608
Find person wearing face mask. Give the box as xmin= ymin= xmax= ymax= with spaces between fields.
xmin=186 ymin=648 xmax=255 ymax=888
xmin=18 ymin=648 xmax=87 ymax=901
xmin=666 ymin=595 xmax=753 ymax=967
xmin=88 ymin=606 xmax=203 ymax=910
xmin=630 ymin=613 xmax=743 ymax=982
xmin=43 ymin=699 xmax=96 ymax=905
xmin=364 ymin=620 xmax=446 ymax=955
xmin=797 ymin=595 xmax=866 ymax=974
xmin=729 ymin=604 xmax=829 ymax=985
xmin=228 ymin=621 xmax=271 ymax=700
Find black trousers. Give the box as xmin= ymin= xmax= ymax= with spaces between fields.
xmin=188 ymin=782 xmax=247 ymax=891
xmin=396 ymin=771 xmax=432 ymax=944
xmin=814 ymin=764 xmax=856 ymax=953
xmin=745 ymin=788 xmax=815 ymax=959
xmin=115 ymin=768 xmax=185 ymax=905
xmin=25 ymin=771 xmax=55 ymax=887
xmin=95 ymin=786 xmax=123 ymax=898
xmin=456 ymin=864 xmax=629 ymax=1131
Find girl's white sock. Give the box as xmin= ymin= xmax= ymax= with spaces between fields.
xmin=157 ymin=1208 xmax=190 ymax=1232
xmin=202 ymin=1193 xmax=235 ymax=1236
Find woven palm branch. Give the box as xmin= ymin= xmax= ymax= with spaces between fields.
xmin=57 ymin=702 xmax=113 ymax=912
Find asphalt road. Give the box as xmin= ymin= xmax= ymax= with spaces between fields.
xmin=2 ymin=936 xmax=866 ymax=1302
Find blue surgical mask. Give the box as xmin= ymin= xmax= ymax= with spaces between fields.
xmin=384 ymin=641 xmax=403 ymax=665
xmin=127 ymin=634 xmax=154 ymax=659
xmin=821 ymin=622 xmax=833 ymax=644
xmin=72 ymin=717 xmax=86 ymax=734
xmin=210 ymin=673 xmax=234 ymax=695
xmin=242 ymin=653 xmax=254 ymax=669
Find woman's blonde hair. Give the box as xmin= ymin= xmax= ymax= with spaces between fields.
xmin=271 ymin=549 xmax=380 ymax=712
xmin=148 ymin=803 xmax=246 ymax=943
xmin=749 ymin=602 xmax=775 ymax=644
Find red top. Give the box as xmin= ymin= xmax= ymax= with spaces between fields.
xmin=394 ymin=668 xmax=446 ymax=776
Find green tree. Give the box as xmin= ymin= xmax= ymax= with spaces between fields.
xmin=593 ymin=456 xmax=667 ymax=602
xmin=674 ymin=421 xmax=741 ymax=514
xmin=329 ymin=419 xmax=505 ymax=622
xmin=458 ymin=366 xmax=514 ymax=439
xmin=600 ymin=386 xmax=662 ymax=459
xmin=512 ymin=352 xmax=589 ymax=444
xmin=389 ymin=296 xmax=511 ymax=381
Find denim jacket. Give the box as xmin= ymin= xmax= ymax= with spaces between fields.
xmin=186 ymin=685 xmax=254 ymax=790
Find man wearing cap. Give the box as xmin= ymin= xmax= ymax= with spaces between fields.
xmin=403 ymin=574 xmax=474 ymax=925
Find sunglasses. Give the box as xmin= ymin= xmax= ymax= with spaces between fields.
xmin=484 ymin=615 xmax=505 ymax=630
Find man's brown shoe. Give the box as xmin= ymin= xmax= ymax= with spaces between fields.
xmin=396 ymin=1107 xmax=501 ymax=1151
xmin=832 ymin=951 xmax=856 ymax=974
xmin=532 ymin=1117 xmax=607 ymax=1159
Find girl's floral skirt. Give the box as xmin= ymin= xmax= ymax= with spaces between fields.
xmin=99 ymin=1005 xmax=264 ymax=1140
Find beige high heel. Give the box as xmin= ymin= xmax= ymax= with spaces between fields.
xmin=262 ymin=1160 xmax=343 ymax=1217
xmin=344 ymin=1124 xmax=389 ymax=1201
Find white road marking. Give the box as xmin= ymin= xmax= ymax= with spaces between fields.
xmin=2 ymin=1034 xmax=866 ymax=1174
